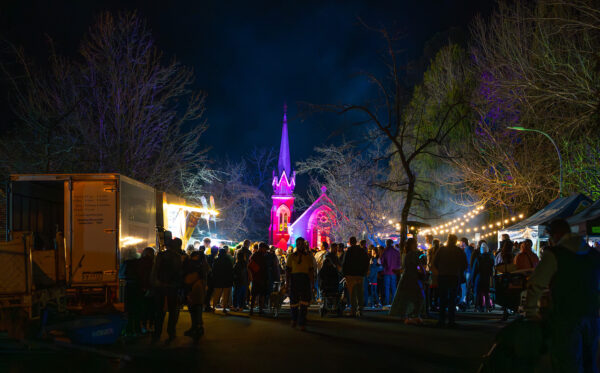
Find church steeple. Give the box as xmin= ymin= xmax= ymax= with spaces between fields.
xmin=277 ymin=103 xmax=291 ymax=178
xmin=270 ymin=102 xmax=295 ymax=250
xmin=272 ymin=103 xmax=295 ymax=196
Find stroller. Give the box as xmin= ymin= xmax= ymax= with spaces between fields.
xmin=318 ymin=260 xmax=343 ymax=317
xmin=493 ymin=268 xmax=533 ymax=320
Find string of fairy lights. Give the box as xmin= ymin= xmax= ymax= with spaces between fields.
xmin=380 ymin=204 xmax=527 ymax=242
xmin=420 ymin=206 xmax=525 ymax=241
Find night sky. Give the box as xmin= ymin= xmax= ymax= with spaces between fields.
xmin=1 ymin=0 xmax=493 ymax=167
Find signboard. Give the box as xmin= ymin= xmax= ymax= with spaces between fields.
xmin=70 ymin=181 xmax=117 ymax=284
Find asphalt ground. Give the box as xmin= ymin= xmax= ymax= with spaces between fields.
xmin=1 ymin=306 xmax=508 ymax=373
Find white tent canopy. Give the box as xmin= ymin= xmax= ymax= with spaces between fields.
xmin=568 ymin=199 xmax=600 ymax=239
xmin=499 ymin=194 xmax=591 ymax=253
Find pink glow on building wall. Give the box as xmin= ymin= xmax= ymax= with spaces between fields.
xmin=269 ymin=105 xmax=339 ymax=250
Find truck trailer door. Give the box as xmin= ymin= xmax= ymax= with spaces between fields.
xmin=69 ymin=180 xmax=118 ymax=285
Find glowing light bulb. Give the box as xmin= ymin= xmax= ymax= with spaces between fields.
xmin=519 ymin=214 xmax=524 ymax=219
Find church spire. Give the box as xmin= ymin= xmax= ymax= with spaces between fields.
xmin=277 ymin=103 xmax=291 ymax=177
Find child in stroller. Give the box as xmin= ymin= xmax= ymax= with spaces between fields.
xmin=318 ymin=255 xmax=343 ymax=317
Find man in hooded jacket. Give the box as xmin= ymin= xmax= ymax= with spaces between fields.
xmin=525 ymin=219 xmax=599 ymax=373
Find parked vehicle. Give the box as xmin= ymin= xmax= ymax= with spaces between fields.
xmin=7 ymin=174 xmax=159 ymax=305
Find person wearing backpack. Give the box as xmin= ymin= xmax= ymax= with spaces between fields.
xmin=151 ymin=238 xmax=183 ymax=344
xmin=525 ymin=219 xmax=599 ymax=373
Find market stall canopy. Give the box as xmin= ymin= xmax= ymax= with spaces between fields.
xmin=499 ymin=193 xmax=591 ymax=243
xmin=567 ymin=199 xmax=600 ymax=237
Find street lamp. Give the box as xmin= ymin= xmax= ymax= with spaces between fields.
xmin=507 ymin=126 xmax=563 ymax=197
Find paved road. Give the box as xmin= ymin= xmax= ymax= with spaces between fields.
xmin=2 ymin=307 xmax=507 ymax=373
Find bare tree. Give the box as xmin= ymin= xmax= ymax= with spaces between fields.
xmin=297 ymin=142 xmax=397 ymax=244
xmin=459 ymin=0 xmax=600 ymax=209
xmin=245 ymin=146 xmax=277 ymax=192
xmin=1 ymin=12 xmax=210 ymax=193
xmin=184 ymin=160 xmax=264 ymax=242
xmin=308 ymin=31 xmax=470 ymax=245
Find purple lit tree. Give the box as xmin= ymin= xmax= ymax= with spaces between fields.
xmin=0 ymin=12 xmax=210 ymax=193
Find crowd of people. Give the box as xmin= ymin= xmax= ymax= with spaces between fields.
xmin=118 ymin=229 xmax=542 ymax=340
xmin=118 ymin=220 xmax=598 ymax=372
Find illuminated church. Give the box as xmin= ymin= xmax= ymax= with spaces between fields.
xmin=269 ymin=105 xmax=338 ymax=250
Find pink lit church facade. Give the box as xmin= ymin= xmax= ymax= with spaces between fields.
xmin=269 ymin=106 xmax=338 ymax=250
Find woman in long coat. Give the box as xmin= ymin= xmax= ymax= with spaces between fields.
xmin=390 ymin=238 xmax=425 ymax=324
xmin=472 ymin=241 xmax=495 ymax=312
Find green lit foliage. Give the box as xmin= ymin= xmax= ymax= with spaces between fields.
xmin=450 ymin=0 xmax=600 ymax=213
xmin=389 ymin=44 xmax=475 ymax=219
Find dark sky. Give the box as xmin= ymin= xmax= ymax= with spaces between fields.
xmin=1 ymin=0 xmax=493 ymax=170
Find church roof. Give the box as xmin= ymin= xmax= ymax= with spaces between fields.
xmin=290 ymin=187 xmax=338 ymax=229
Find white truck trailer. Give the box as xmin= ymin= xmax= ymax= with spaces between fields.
xmin=6 ymin=174 xmax=159 ymax=304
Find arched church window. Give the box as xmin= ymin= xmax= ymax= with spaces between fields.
xmin=277 ymin=205 xmax=290 ymax=232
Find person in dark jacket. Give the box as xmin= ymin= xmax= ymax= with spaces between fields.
xmin=472 ymin=241 xmax=494 ymax=312
xmin=366 ymin=248 xmax=383 ymax=307
xmin=182 ymin=250 xmax=209 ymax=341
xmin=434 ymin=234 xmax=468 ymax=327
xmin=138 ymin=247 xmax=155 ymax=333
xmin=525 ymin=219 xmax=600 ymax=373
xmin=232 ymin=250 xmax=249 ymax=311
xmin=120 ymin=249 xmax=142 ymax=337
xmin=152 ymin=238 xmax=183 ymax=344
xmin=265 ymin=246 xmax=281 ymax=299
xmin=342 ymin=236 xmax=370 ymax=317
xmin=248 ymin=243 xmax=269 ymax=315
xmin=235 ymin=239 xmax=252 ymax=264
xmin=211 ymin=247 xmax=234 ymax=313
xmin=204 ymin=246 xmax=218 ymax=311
